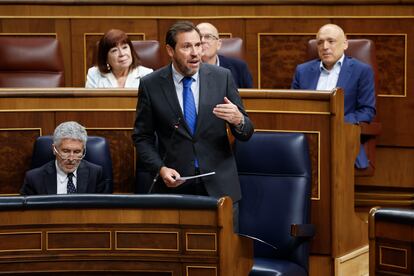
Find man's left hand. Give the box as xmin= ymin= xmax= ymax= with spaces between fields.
xmin=213 ymin=97 xmax=243 ymax=126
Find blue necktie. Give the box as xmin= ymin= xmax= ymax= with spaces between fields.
xmin=182 ymin=77 xmax=197 ymax=135
xmin=67 ymin=172 xmax=77 ymax=194
xmin=182 ymin=76 xmax=199 ymax=168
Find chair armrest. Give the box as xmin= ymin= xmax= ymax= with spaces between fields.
xmin=360 ymin=122 xmax=382 ymax=136
xmin=291 ymin=224 xmax=315 ymax=238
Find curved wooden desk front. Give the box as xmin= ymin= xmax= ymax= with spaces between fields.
xmin=0 ymin=194 xmax=252 ymax=275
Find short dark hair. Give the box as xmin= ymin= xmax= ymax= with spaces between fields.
xmin=165 ymin=21 xmax=201 ymax=50
xmin=96 ymin=29 xmax=141 ymax=73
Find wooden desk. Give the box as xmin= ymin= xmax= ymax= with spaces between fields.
xmin=369 ymin=207 xmax=414 ymax=276
xmin=0 ymin=88 xmax=365 ymax=275
xmin=0 ymin=194 xmax=252 ymax=275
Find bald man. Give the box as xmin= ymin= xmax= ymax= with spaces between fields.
xmin=197 ymin=22 xmax=253 ymax=88
xmin=291 ymin=24 xmax=376 ymax=169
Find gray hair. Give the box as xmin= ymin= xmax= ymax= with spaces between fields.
xmin=53 ymin=121 xmax=87 ymax=147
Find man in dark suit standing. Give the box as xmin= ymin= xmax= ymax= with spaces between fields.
xmin=20 ymin=121 xmax=109 ymax=195
xmin=132 ymin=21 xmax=254 ymax=229
xmin=291 ymin=23 xmax=376 ymax=168
xmin=196 ymin=22 xmax=253 ymax=88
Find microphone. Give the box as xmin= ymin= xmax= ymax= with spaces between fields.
xmin=147 ymin=117 xmax=181 ymax=194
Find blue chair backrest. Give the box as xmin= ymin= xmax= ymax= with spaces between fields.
xmin=31 ymin=135 xmax=113 ymax=193
xmin=234 ymin=131 xmax=312 ymax=271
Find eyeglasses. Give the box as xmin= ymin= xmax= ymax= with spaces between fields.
xmin=53 ymin=145 xmax=86 ymax=160
xmin=201 ymin=34 xmax=219 ymax=42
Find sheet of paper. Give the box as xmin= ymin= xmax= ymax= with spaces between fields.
xmin=177 ymin=171 xmax=215 ymax=181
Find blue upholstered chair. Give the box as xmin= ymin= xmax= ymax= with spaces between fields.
xmin=234 ymin=131 xmax=314 ymax=276
xmin=31 ymin=135 xmax=113 ymax=193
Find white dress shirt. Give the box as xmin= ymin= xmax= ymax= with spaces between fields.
xmin=55 ymin=161 xmax=78 ymax=194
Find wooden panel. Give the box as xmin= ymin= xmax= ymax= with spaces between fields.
xmin=356 ymin=147 xmax=414 ymax=197
xmin=47 ymin=231 xmax=111 ymax=250
xmin=186 ymin=266 xmax=217 ymax=276
xmin=0 ymin=232 xmax=42 ymax=252
xmin=370 ymin=215 xmax=414 ymax=275
xmin=88 ymin=129 xmax=136 ymax=193
xmin=0 ymin=196 xmax=252 ymax=275
xmin=259 ymin=34 xmax=314 ymax=89
xmin=0 ymin=129 xmax=40 ymax=194
xmin=116 ymin=231 xmax=179 ymax=251
xmin=186 ymin=232 xmax=217 ymax=253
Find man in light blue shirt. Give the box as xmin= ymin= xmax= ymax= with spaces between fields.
xmin=291 ymin=24 xmax=376 ymax=168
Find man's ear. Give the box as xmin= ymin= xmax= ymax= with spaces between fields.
xmin=216 ymin=39 xmax=222 ymax=51
xmin=343 ymin=39 xmax=349 ymax=51
xmin=166 ymin=44 xmax=174 ymax=58
xmin=52 ymin=144 xmax=56 ymax=156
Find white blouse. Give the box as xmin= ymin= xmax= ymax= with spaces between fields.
xmin=85 ymin=65 xmax=153 ymax=88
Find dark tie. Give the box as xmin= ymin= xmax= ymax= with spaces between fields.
xmin=182 ymin=76 xmax=197 ymax=135
xmin=182 ymin=76 xmax=199 ymax=168
xmin=67 ymin=172 xmax=77 ymax=194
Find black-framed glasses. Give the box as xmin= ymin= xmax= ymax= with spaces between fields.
xmin=53 ymin=145 xmax=86 ymax=160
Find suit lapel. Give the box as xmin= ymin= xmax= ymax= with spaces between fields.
xmin=309 ymin=61 xmax=321 ymax=89
xmin=76 ymin=161 xmax=89 ymax=193
xmin=196 ymin=64 xmax=211 ymax=137
xmin=45 ymin=162 xmax=57 ymax=194
xmin=159 ymin=65 xmax=193 ymax=138
xmin=337 ymin=56 xmax=353 ymax=90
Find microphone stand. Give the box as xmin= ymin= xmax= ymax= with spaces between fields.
xmin=147 ymin=118 xmax=181 ymax=194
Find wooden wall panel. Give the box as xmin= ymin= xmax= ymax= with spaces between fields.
xmin=0 ymin=112 xmax=55 ymax=194
xmin=0 ymin=129 xmax=39 ymax=194
xmin=259 ymin=34 xmax=314 ymax=89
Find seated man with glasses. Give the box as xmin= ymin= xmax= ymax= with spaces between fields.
xmin=20 ymin=121 xmax=110 ymax=195
xmin=196 ymin=22 xmax=253 ymax=88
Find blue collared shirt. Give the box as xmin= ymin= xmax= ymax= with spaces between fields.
xmin=171 ymin=64 xmax=200 ymax=114
xmin=316 ymin=54 xmax=345 ymax=91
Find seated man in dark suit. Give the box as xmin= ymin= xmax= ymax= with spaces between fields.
xmin=291 ymin=23 xmax=376 ymax=169
xmin=20 ymin=121 xmax=110 ymax=195
xmin=196 ymin=22 xmax=253 ymax=88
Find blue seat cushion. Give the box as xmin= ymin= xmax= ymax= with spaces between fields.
xmin=250 ymin=258 xmax=307 ymax=276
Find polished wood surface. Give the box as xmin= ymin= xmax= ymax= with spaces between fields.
xmin=0 ymin=88 xmax=367 ymax=275
xmin=1 ymin=3 xmax=414 ymax=208
xmin=0 ymin=196 xmax=253 ymax=275
xmin=369 ymin=207 xmax=414 ymax=275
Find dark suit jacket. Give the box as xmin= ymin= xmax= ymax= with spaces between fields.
xmin=291 ymin=55 xmax=376 ymax=124
xmin=218 ymin=55 xmax=253 ymax=89
xmin=20 ymin=160 xmax=110 ymax=195
xmin=132 ymin=63 xmax=254 ymax=202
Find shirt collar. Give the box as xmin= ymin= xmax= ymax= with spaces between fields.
xmin=171 ymin=64 xmax=199 ymax=84
xmin=319 ymin=54 xmax=345 ymax=72
xmin=55 ymin=160 xmax=77 ymax=179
